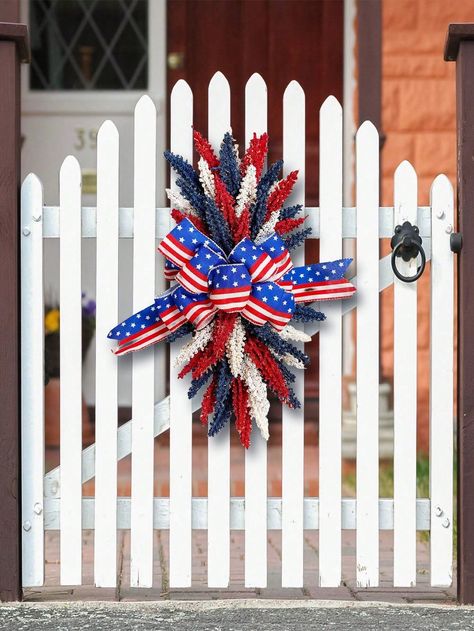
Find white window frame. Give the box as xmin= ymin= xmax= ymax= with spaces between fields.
xmin=21 ymin=0 xmax=166 ymax=115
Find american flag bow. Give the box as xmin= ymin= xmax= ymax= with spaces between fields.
xmin=108 ymin=217 xmax=355 ymax=355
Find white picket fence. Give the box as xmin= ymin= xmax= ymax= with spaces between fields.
xmin=20 ymin=72 xmax=454 ymax=591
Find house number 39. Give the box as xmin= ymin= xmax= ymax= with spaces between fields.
xmin=74 ymin=128 xmax=98 ymax=151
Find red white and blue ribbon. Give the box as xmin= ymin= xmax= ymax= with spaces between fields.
xmin=108 ymin=217 xmax=355 ymax=356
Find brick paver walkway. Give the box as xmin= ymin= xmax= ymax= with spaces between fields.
xmin=37 ymin=425 xmax=456 ymax=605
xmin=24 ymin=530 xmax=455 ymax=604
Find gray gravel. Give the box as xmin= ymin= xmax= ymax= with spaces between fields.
xmin=0 ymin=601 xmax=472 ymax=631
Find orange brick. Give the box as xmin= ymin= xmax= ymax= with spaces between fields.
xmin=396 ymin=80 xmax=455 ymax=132
xmin=233 ymin=480 xmax=244 ymax=497
xmin=417 ymin=0 xmax=474 ymax=29
xmin=307 ymin=479 xmax=318 ymax=497
xmin=381 ymin=176 xmax=394 ymax=206
xmin=383 ymin=55 xmax=446 ymax=79
xmin=383 ymin=0 xmax=419 ymax=31
xmin=271 ymin=479 xmax=282 ymax=497
xmin=383 ymin=132 xmax=415 ymax=173
xmin=417 ymin=176 xmax=436 ymax=205
xmin=383 ymin=29 xmax=445 ymax=56
xmin=382 ymin=81 xmax=400 ymax=130
xmin=414 ymin=132 xmax=456 ymax=177
xmin=196 ymin=480 xmax=207 ymax=497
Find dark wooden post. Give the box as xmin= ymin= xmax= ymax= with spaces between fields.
xmin=445 ymin=23 xmax=474 ymax=605
xmin=357 ymin=0 xmax=382 ymax=139
xmin=0 ymin=22 xmax=29 ymax=601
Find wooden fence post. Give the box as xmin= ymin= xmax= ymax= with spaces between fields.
xmin=0 ymin=23 xmax=29 ymax=601
xmin=445 ymin=23 xmax=474 ymax=605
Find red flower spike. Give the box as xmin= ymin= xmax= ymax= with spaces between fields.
xmin=178 ymin=347 xmax=208 ymax=379
xmin=171 ymin=208 xmax=209 ymax=235
xmin=245 ymin=336 xmax=290 ymax=404
xmin=214 ymin=174 xmax=237 ymax=228
xmin=240 ymin=132 xmax=268 ymax=179
xmin=275 ymin=216 xmax=306 ymax=235
xmin=265 ymin=170 xmax=299 ymax=220
xmin=232 ymin=377 xmax=251 ymax=448
xmin=201 ymin=375 xmax=217 ymax=425
xmin=232 ymin=207 xmax=251 ymax=242
xmin=193 ymin=130 xmax=219 ymax=168
xmin=192 ymin=313 xmax=238 ymax=380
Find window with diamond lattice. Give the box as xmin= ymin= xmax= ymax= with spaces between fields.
xmin=29 ymin=0 xmax=148 ymax=90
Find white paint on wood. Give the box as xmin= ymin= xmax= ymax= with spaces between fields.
xmin=21 ymin=89 xmax=457 ymax=592
xmin=21 ymin=174 xmax=45 ymax=587
xmin=393 ymin=160 xmax=418 ymax=587
xmin=44 ymin=497 xmax=432 ymax=532
xmin=44 ymin=392 xmax=207 ymax=495
xmin=42 ymin=205 xmax=433 ymax=240
xmin=355 ymin=121 xmax=380 ymax=588
xmin=59 ymin=155 xmax=83 ymax=585
xmin=207 ymin=72 xmax=231 ymax=588
xmin=281 ymin=80 xmax=305 ymax=588
xmin=318 ymin=96 xmax=343 ymax=587
xmin=130 ymin=95 xmax=157 ymax=588
xmin=244 ymin=73 xmax=268 ymax=589
xmin=94 ymin=121 xmax=119 ymax=587
xmin=429 ymin=175 xmax=454 ymax=587
xmin=169 ymin=79 xmax=194 ymax=588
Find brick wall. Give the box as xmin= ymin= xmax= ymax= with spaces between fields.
xmin=379 ymin=1 xmax=469 ymax=451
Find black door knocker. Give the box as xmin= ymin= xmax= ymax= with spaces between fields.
xmin=390 ymin=221 xmax=426 ymax=283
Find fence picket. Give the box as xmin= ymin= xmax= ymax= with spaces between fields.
xmin=169 ymin=79 xmax=194 ymax=588
xmin=94 ymin=121 xmax=119 ymax=587
xmin=429 ymin=175 xmax=454 ymax=586
xmin=130 ymin=95 xmax=157 ymax=588
xmin=282 ymin=80 xmax=305 ymax=588
xmin=244 ymin=73 xmax=268 ymax=589
xmin=207 ymin=71 xmax=231 ymax=588
xmin=393 ymin=160 xmax=418 ymax=587
xmin=19 ymin=91 xmax=457 ymax=593
xmin=355 ymin=121 xmax=380 ymax=587
xmin=59 ymin=156 xmax=83 ymax=585
xmin=21 ymin=174 xmax=45 ymax=587
xmin=319 ymin=96 xmax=343 ymax=587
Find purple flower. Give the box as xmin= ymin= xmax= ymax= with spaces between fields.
xmin=82 ymin=299 xmax=96 ymax=317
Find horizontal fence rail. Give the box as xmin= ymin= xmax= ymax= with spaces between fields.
xmin=21 ymin=74 xmax=454 ymax=592
xmin=43 ymin=497 xmax=432 ymax=531
xmin=40 ymin=205 xmax=434 ymax=239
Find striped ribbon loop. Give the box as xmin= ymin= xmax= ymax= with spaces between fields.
xmin=241 ymin=282 xmax=295 ymax=331
xmin=229 ymin=238 xmax=278 ymax=283
xmin=208 ymin=263 xmax=252 ymax=313
xmin=283 ymin=258 xmax=355 ymax=303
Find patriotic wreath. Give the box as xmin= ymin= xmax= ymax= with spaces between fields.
xmin=108 ymin=131 xmax=355 ymax=447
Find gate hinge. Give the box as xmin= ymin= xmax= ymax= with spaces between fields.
xmin=450 ymin=232 xmax=463 ymax=253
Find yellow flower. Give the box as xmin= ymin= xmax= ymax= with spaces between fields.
xmin=45 ymin=309 xmax=60 ymax=334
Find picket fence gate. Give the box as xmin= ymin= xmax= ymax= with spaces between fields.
xmin=20 ymin=72 xmax=454 ymax=591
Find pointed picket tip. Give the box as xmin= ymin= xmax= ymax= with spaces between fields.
xmin=134 ymin=93 xmax=156 ymax=117
xmin=430 ymin=173 xmax=453 ymax=197
xmin=21 ymin=173 xmax=44 ymax=224
xmin=394 ymin=159 xmax=417 ymax=180
xmin=171 ymin=78 xmax=192 ymax=101
xmin=246 ymin=72 xmax=267 ymax=92
xmin=98 ymin=119 xmax=119 ymax=142
xmin=284 ymin=79 xmax=304 ymax=101
xmin=209 ymin=71 xmax=230 ymax=93
xmin=21 ymin=172 xmax=42 ymax=193
xmin=60 ymin=154 xmax=81 ymax=181
xmin=356 ymin=119 xmax=378 ymax=139
xmin=320 ymin=94 xmax=342 ymax=115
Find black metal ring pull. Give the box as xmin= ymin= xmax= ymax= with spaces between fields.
xmin=390 ymin=221 xmax=426 ymax=283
